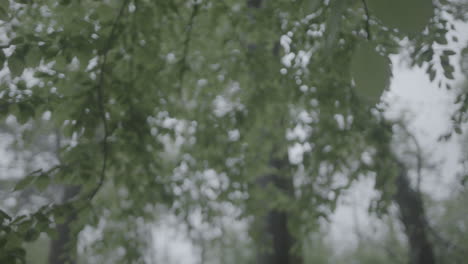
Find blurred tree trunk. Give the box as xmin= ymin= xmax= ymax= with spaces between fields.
xmin=394 ymin=162 xmax=435 ymax=264
xmin=246 ymin=0 xmax=302 ymax=262
xmin=48 ymin=185 xmax=80 ymax=264
xmin=256 ymin=159 xmax=302 ymax=264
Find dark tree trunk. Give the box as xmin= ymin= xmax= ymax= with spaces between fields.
xmin=394 ymin=163 xmax=435 ymax=264
xmin=256 ymin=160 xmax=302 ymax=264
xmin=246 ymin=0 xmax=302 ymax=263
xmin=257 ymin=210 xmax=297 ymax=264
xmin=48 ymin=185 xmax=80 ymax=264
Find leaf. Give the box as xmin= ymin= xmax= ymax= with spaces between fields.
xmin=4 ymin=233 xmax=22 ymax=250
xmin=0 ymin=0 xmax=9 ymax=10
xmin=14 ymin=174 xmax=38 ymax=191
xmin=462 ymin=47 xmax=468 ymax=77
xmin=0 ymin=6 xmax=8 ymax=21
xmin=426 ymin=64 xmax=436 ymax=82
xmin=25 ymin=46 xmax=42 ymax=68
xmin=17 ymin=102 xmax=35 ymax=123
xmin=36 ymin=173 xmax=50 ymax=191
xmin=0 ymin=50 xmax=5 ymax=66
xmin=420 ymin=48 xmax=434 ymax=62
xmin=443 ymin=49 xmax=456 ymax=56
xmin=10 ymin=36 xmax=25 ymax=45
xmin=440 ymin=54 xmax=454 ymax=80
xmin=0 ymin=209 xmax=11 ymax=222
xmin=368 ymin=0 xmax=433 ymax=34
xmin=23 ymin=228 xmax=39 ymax=242
xmin=59 ymin=0 xmax=71 ymax=5
xmin=54 ymin=56 xmax=67 ymax=72
xmin=351 ymin=42 xmax=392 ymax=105
xmin=0 ymin=0 xmax=9 ymax=21
xmin=8 ymin=55 xmax=25 ymax=77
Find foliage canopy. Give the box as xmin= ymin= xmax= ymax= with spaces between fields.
xmin=0 ymin=0 xmax=465 ymax=263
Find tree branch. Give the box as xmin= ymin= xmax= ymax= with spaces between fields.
xmin=179 ymin=2 xmax=200 ymax=95
xmin=87 ymin=0 xmax=130 ymax=202
xmin=361 ymin=0 xmax=372 ymax=41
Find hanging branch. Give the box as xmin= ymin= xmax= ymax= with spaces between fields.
xmin=361 ymin=0 xmax=372 ymax=41
xmin=86 ymin=0 xmax=131 ymax=202
xmin=179 ymin=2 xmax=200 ymax=94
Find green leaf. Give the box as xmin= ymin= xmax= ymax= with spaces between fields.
xmin=10 ymin=36 xmax=25 ymax=45
xmin=5 ymin=233 xmax=22 ymax=250
xmin=0 ymin=0 xmax=9 ymax=10
xmin=36 ymin=173 xmax=50 ymax=191
xmin=23 ymin=228 xmax=39 ymax=242
xmin=443 ymin=50 xmax=456 ymax=56
xmin=0 ymin=6 xmax=8 ymax=21
xmin=59 ymin=0 xmax=71 ymax=5
xmin=461 ymin=47 xmax=468 ymax=77
xmin=420 ymin=48 xmax=434 ymax=62
xmin=0 ymin=0 xmax=9 ymax=21
xmin=14 ymin=174 xmax=38 ymax=191
xmin=368 ymin=0 xmax=433 ymax=34
xmin=54 ymin=56 xmax=67 ymax=72
xmin=17 ymin=102 xmax=35 ymax=123
xmin=440 ymin=54 xmax=454 ymax=80
xmin=0 ymin=209 xmax=11 ymax=222
xmin=426 ymin=64 xmax=436 ymax=82
xmin=8 ymin=55 xmax=25 ymax=77
xmin=351 ymin=42 xmax=391 ymax=105
xmin=0 ymin=50 xmax=5 ymax=66
xmin=25 ymin=46 xmax=42 ymax=68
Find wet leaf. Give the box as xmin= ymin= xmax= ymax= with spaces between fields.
xmin=351 ymin=42 xmax=392 ymax=105
xmin=368 ymin=0 xmax=433 ymax=34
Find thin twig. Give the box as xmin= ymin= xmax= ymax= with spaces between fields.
xmin=87 ymin=0 xmax=130 ymax=202
xmin=361 ymin=0 xmax=372 ymax=41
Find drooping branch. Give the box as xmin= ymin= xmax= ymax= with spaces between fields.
xmin=86 ymin=0 xmax=131 ymax=202
xmin=179 ymin=2 xmax=200 ymax=94
xmin=361 ymin=0 xmax=372 ymax=41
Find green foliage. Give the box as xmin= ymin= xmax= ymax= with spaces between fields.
xmin=0 ymin=0 xmax=463 ymax=262
xmin=0 ymin=0 xmax=9 ymax=21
